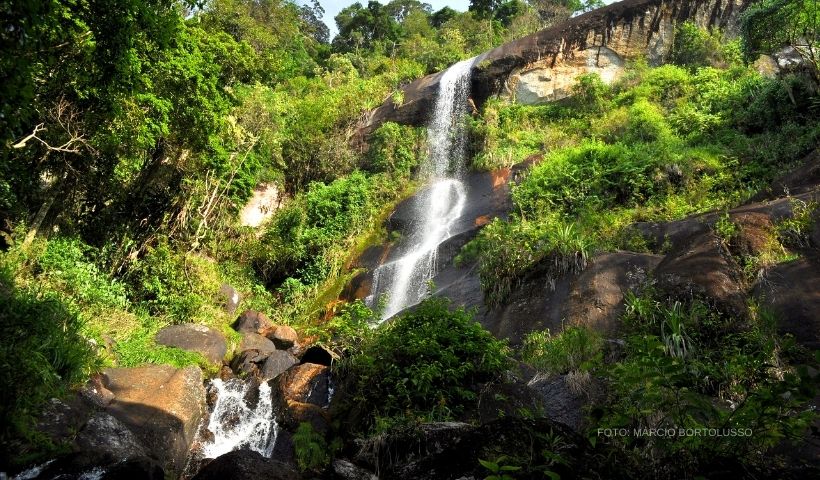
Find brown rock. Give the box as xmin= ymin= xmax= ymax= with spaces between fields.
xmin=101 ymin=365 xmax=206 ymax=475
xmin=728 ymin=212 xmax=777 ymax=258
xmin=233 ymin=310 xmax=273 ymax=335
xmin=269 ymin=325 xmax=298 ymax=350
xmin=155 ymin=323 xmax=227 ymax=364
xmin=655 ymin=232 xmax=748 ymax=320
xmin=274 ymin=363 xmax=332 ymax=434
xmin=566 ymin=252 xmax=663 ymax=335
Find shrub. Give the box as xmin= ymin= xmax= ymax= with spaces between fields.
xmin=292 ymin=422 xmax=329 ymax=471
xmin=342 ymin=298 xmax=510 ymax=432
xmin=368 ymin=122 xmax=423 ymax=177
xmin=521 ymin=326 xmax=603 ymax=376
xmin=0 ymin=264 xmax=97 ymax=467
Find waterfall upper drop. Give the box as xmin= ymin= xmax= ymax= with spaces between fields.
xmin=368 ymin=57 xmax=477 ymax=321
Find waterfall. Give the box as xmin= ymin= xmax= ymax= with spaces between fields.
xmin=197 ymin=378 xmax=279 ymax=459
xmin=368 ymin=57 xmax=477 ymax=321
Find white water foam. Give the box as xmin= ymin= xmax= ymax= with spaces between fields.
xmin=198 ymin=378 xmax=279 ymax=459
xmin=368 ymin=57 xmax=477 ymax=321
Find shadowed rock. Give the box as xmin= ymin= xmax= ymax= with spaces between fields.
xmin=239 ymin=332 xmax=276 ymax=355
xmin=233 ymin=309 xmax=273 ymax=335
xmin=191 ymin=450 xmax=299 ymax=480
xmin=754 ymin=257 xmax=820 ymax=350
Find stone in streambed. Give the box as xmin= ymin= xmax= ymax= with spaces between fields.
xmin=232 ymin=309 xmax=273 ymax=335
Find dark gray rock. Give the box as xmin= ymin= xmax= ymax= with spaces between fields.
xmin=218 ymin=284 xmax=241 ymax=315
xmin=191 ymin=450 xmax=299 ymax=480
xmin=75 ymin=412 xmax=148 ymax=462
xmin=754 ymin=257 xmax=820 ymax=350
xmin=239 ymin=332 xmax=276 ymax=355
xmin=654 ymin=232 xmax=748 ymax=320
xmin=155 ymin=323 xmax=227 ymax=364
xmin=260 ymin=350 xmax=298 ymax=380
xmin=230 ymin=349 xmax=268 ymax=377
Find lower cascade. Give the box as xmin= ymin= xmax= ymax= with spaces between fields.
xmin=368 ymin=56 xmax=477 ymax=320
xmin=194 ymin=379 xmax=279 ymax=460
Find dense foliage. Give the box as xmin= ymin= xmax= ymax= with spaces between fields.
xmin=338 ymin=298 xmax=511 ymax=433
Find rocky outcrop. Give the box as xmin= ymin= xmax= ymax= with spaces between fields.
xmin=101 ymin=365 xmax=206 ymax=475
xmin=363 ymin=0 xmax=750 ymax=133
xmin=25 ymin=364 xmax=205 ymax=479
xmin=154 ymin=323 xmax=227 ymax=364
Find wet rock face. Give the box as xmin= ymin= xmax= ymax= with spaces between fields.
xmin=101 ymin=364 xmax=206 ymax=475
xmin=363 ymin=0 xmax=748 ymax=133
xmin=154 ymin=323 xmax=227 ymax=364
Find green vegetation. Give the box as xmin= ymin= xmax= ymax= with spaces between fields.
xmin=593 ymin=288 xmax=816 ymax=476
xmin=522 ymin=326 xmax=603 ymax=376
xmin=338 ymin=298 xmax=511 ymax=433
xmin=2 ymin=0 xmax=819 ymax=475
xmin=292 ymin=421 xmax=330 ymax=471
xmin=464 ymin=61 xmax=819 ymax=301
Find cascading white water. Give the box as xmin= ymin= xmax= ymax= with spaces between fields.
xmin=368 ymin=57 xmax=477 ymax=321
xmin=197 ymin=378 xmax=279 ymax=459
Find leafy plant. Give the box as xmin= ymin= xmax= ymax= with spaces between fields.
xmin=292 ymin=421 xmax=329 ymax=471
xmin=479 ymin=456 xmax=521 ymax=480
xmin=521 ymin=326 xmax=603 ymax=375
xmin=341 ymin=298 xmax=511 ymax=433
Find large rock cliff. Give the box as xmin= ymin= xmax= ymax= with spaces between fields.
xmin=363 ymin=0 xmax=751 ymax=133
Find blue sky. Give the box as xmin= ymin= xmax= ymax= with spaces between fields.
xmin=304 ymin=1 xmax=472 ymax=38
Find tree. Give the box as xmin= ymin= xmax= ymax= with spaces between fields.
xmin=741 ymin=0 xmax=819 ymax=76
xmin=299 ymin=0 xmax=330 ymax=44
xmin=333 ymin=1 xmax=401 ymax=52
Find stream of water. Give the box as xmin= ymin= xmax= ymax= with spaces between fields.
xmin=368 ymin=56 xmax=477 ymax=321
xmin=197 ymin=378 xmax=279 ymax=459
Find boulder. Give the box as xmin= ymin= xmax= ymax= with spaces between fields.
xmin=269 ymin=325 xmax=299 ymax=350
xmin=101 ymin=365 xmax=206 ymax=475
xmin=260 ymin=350 xmax=298 ymax=380
xmin=80 ymin=373 xmax=115 ymax=408
xmin=155 ymin=323 xmax=227 ymax=364
xmin=274 ymin=363 xmax=333 ymax=434
xmin=191 ymin=450 xmax=300 ymax=480
xmin=74 ymin=412 xmax=148 ymax=462
xmin=654 ymin=232 xmax=748 ymax=320
xmin=239 ymin=332 xmax=276 ymax=355
xmin=754 ymin=257 xmax=820 ymax=350
xmin=727 ymin=212 xmax=777 ymax=258
xmin=565 ymin=252 xmax=662 ymax=335
xmin=233 ymin=310 xmax=273 ymax=335
xmin=230 ymin=349 xmax=268 ymax=377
